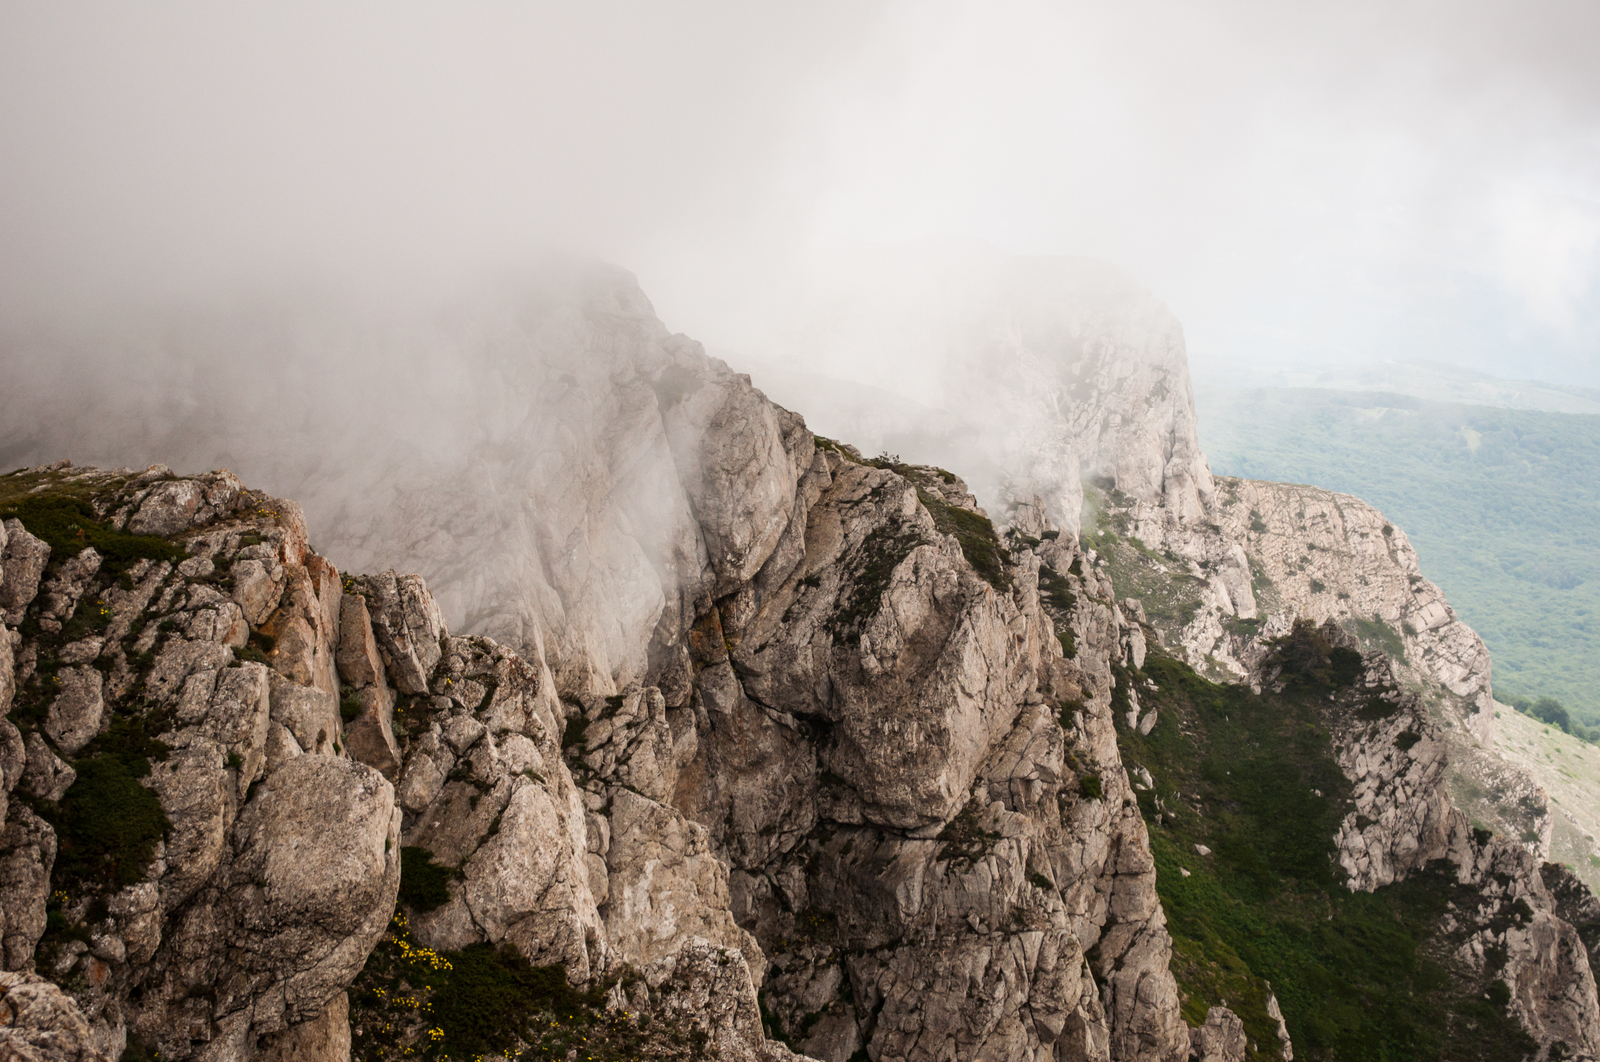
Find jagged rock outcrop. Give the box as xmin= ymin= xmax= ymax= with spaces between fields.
xmin=4 ymin=257 xmax=1598 ymax=1058
xmin=0 ymin=971 xmax=103 ymax=1062
xmin=360 ymin=439 xmax=1195 ymax=1061
xmin=0 ymin=465 xmax=399 ymax=1062
xmin=0 ymin=439 xmax=1203 ymax=1058
xmin=1215 ymin=478 xmax=1497 ymax=738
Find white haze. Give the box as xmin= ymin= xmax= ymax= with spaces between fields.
xmin=4 ymin=0 xmax=1600 ymax=388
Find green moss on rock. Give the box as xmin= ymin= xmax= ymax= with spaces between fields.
xmin=916 ymin=488 xmax=1010 ymax=593
xmin=0 ymin=493 xmax=184 ymax=576
xmin=398 ymin=846 xmax=456 ymax=912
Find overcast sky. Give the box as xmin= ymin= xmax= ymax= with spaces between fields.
xmin=4 ymin=1 xmax=1599 ymax=386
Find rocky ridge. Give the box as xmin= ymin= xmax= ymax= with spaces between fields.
xmin=1 ymin=440 xmax=1211 ymax=1056
xmin=2 ymin=259 xmax=1598 ymax=1060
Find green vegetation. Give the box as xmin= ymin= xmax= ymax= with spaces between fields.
xmin=0 ymin=485 xmax=184 ymax=577
xmin=350 ymin=909 xmax=710 ymax=1061
xmin=48 ymin=714 xmax=173 ymax=890
xmin=1082 ymin=499 xmax=1208 ymax=641
xmin=1353 ymin=617 xmax=1406 ymax=663
xmin=1118 ymin=651 xmax=1537 ymax=1061
xmin=1200 ymin=387 xmax=1600 ymax=721
xmin=916 ymin=487 xmax=1009 ymax=592
xmin=237 ymin=630 xmax=275 ymax=666
xmin=398 ymin=846 xmax=456 ymax=913
xmin=340 ymin=688 xmax=364 ymax=723
xmin=1037 ymin=564 xmax=1077 ymax=614
xmin=825 ymin=521 xmax=928 ymax=643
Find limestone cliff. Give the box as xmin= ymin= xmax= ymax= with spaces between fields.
xmin=3 ymin=257 xmax=1598 ymax=1061
xmin=0 ymin=466 xmax=400 ymax=1061
xmin=0 ymin=292 xmax=1217 ymax=1062
xmin=0 ymin=437 xmax=1197 ymax=1062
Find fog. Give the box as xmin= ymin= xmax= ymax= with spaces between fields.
xmin=4 ymin=0 xmax=1600 ymax=388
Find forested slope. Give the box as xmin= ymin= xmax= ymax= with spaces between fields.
xmin=1197 ymin=387 xmax=1600 ymax=722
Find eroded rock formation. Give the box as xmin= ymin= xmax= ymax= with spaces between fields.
xmin=2 ymin=259 xmax=1598 ymax=1061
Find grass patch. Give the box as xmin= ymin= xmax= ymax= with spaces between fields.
xmin=1118 ymin=652 xmax=1538 ymax=1061
xmin=0 ymin=492 xmax=184 ymax=577
xmin=399 ymin=846 xmax=456 ymax=912
xmin=1354 ymin=616 xmax=1407 ymax=663
xmin=48 ymin=714 xmax=172 ymax=890
xmin=916 ymin=488 xmax=1009 ymax=593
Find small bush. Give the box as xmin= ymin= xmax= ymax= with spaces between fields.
xmin=399 ymin=846 xmax=455 ymax=912
xmin=1038 ymin=564 xmax=1077 ymax=614
xmin=1078 ymin=774 xmax=1103 ymax=801
xmin=0 ymin=494 xmax=184 ymax=576
xmin=431 ymin=943 xmax=593 ymax=1057
xmin=917 ymin=489 xmax=1009 ymax=593
xmin=562 ymin=714 xmax=589 ymax=752
xmin=52 ymin=745 xmax=171 ymax=889
xmin=1267 ymin=619 xmax=1365 ymax=690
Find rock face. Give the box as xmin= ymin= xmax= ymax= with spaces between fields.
xmin=1214 ymin=478 xmax=1496 ymax=738
xmin=352 ymin=438 xmax=1194 ymax=1061
xmin=0 ymin=439 xmax=1197 ymax=1056
xmin=3 ymin=258 xmax=1599 ymax=1059
xmin=0 ymin=465 xmax=399 ymax=1062
xmin=739 ymin=249 xmax=1216 ymax=536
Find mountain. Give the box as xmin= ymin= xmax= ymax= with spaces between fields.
xmin=2 ymin=256 xmax=1598 ymax=1061
xmin=1195 ymin=386 xmax=1600 ymax=724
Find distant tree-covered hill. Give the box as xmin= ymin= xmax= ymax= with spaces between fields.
xmin=1197 ymin=387 xmax=1600 ymax=723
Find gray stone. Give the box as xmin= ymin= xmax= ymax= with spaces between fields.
xmin=127 ymin=479 xmax=205 ymax=536
xmin=20 ymin=734 xmax=74 ymax=804
xmin=334 ymin=593 xmax=385 ymax=689
xmin=267 ymin=673 xmax=341 ymax=757
xmin=254 ymin=991 xmax=350 ymax=1062
xmin=351 ymin=573 xmax=443 ymax=695
xmin=0 ymin=807 xmax=56 ymax=972
xmin=44 ymin=666 xmax=104 ymax=755
xmin=230 ymin=559 xmax=282 ymax=627
xmin=341 ymin=686 xmax=399 ymax=777
xmin=1189 ymin=1006 xmax=1246 ymax=1062
xmin=0 ymin=521 xmax=49 ymax=626
xmin=34 ymin=549 xmax=100 ymax=634
xmin=0 ymin=971 xmax=105 ymax=1062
